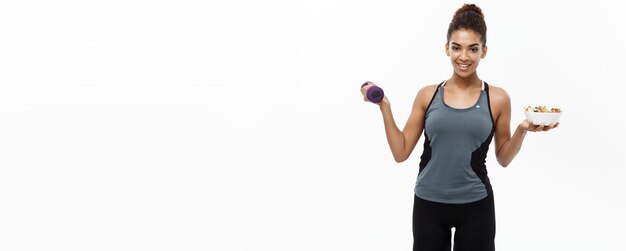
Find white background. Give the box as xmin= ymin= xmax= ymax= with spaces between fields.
xmin=1 ymin=0 xmax=625 ymax=250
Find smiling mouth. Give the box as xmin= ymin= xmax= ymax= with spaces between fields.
xmin=457 ymin=63 xmax=471 ymax=70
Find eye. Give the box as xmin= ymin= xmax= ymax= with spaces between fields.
xmin=452 ymin=46 xmax=460 ymax=51
xmin=470 ymin=47 xmax=479 ymax=52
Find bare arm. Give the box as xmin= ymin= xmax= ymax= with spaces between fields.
xmin=376 ymin=86 xmax=435 ymax=163
xmin=492 ymin=87 xmax=559 ymax=167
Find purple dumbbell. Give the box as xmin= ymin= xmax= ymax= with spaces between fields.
xmin=361 ymin=81 xmax=385 ymax=103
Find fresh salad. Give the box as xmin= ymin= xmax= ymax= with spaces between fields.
xmin=525 ymin=105 xmax=561 ymax=113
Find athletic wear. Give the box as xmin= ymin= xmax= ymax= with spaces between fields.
xmin=413 ymin=191 xmax=496 ymax=251
xmin=415 ymin=81 xmax=495 ymax=204
xmin=412 ymin=80 xmax=497 ymax=251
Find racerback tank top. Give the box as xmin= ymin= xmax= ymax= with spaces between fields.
xmin=415 ymin=80 xmax=495 ymax=204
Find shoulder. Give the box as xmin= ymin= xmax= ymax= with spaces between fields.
xmin=417 ymin=84 xmax=440 ymax=99
xmin=415 ymin=84 xmax=440 ymax=107
xmin=407 ymin=84 xmax=439 ymax=111
xmin=487 ymin=84 xmax=510 ymax=106
xmin=486 ymin=84 xmax=512 ymax=122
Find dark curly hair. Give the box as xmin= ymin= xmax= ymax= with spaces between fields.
xmin=447 ymin=4 xmax=487 ymax=46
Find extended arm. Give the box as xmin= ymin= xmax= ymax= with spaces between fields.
xmin=492 ymin=88 xmax=559 ymax=167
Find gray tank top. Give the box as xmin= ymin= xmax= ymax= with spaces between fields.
xmin=415 ymin=81 xmax=495 ymax=204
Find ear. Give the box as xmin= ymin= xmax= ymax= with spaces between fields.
xmin=481 ymin=45 xmax=488 ymax=59
xmin=445 ymin=43 xmax=450 ymax=57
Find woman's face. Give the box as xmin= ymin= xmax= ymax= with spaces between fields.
xmin=446 ymin=28 xmax=487 ymax=78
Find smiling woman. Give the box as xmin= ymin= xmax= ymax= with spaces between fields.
xmin=361 ymin=3 xmax=559 ymax=251
xmin=445 ymin=4 xmax=487 ymax=81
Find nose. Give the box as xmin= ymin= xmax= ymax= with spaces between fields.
xmin=460 ymin=50 xmax=470 ymax=61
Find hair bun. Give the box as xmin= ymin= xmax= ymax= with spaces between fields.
xmin=453 ymin=4 xmax=484 ymax=19
xmin=447 ymin=4 xmax=487 ymax=45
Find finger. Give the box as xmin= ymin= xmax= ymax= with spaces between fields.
xmin=546 ymin=122 xmax=559 ymax=131
xmin=536 ymin=124 xmax=545 ymax=131
xmin=537 ymin=124 xmax=547 ymax=132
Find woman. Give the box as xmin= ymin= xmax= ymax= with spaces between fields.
xmin=361 ymin=4 xmax=559 ymax=251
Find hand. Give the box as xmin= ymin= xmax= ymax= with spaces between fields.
xmin=519 ymin=119 xmax=559 ymax=132
xmin=362 ymin=91 xmax=390 ymax=108
xmin=361 ymin=82 xmax=389 ymax=107
xmin=360 ymin=82 xmax=374 ymax=102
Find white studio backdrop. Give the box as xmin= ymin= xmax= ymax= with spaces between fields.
xmin=0 ymin=0 xmax=624 ymax=250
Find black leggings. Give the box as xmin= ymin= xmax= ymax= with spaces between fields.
xmin=412 ymin=192 xmax=496 ymax=251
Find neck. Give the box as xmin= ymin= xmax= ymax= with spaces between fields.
xmin=448 ymin=72 xmax=482 ymax=90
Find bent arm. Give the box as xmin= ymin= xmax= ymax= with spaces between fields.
xmin=493 ymin=89 xmax=524 ymax=167
xmin=492 ymin=88 xmax=559 ymax=167
xmin=379 ymin=88 xmax=429 ymax=163
xmin=495 ymin=125 xmax=528 ymax=167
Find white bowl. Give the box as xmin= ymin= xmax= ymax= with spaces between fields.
xmin=524 ymin=111 xmax=562 ymax=125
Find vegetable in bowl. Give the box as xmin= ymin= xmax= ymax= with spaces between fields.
xmin=524 ymin=105 xmax=562 ymax=125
